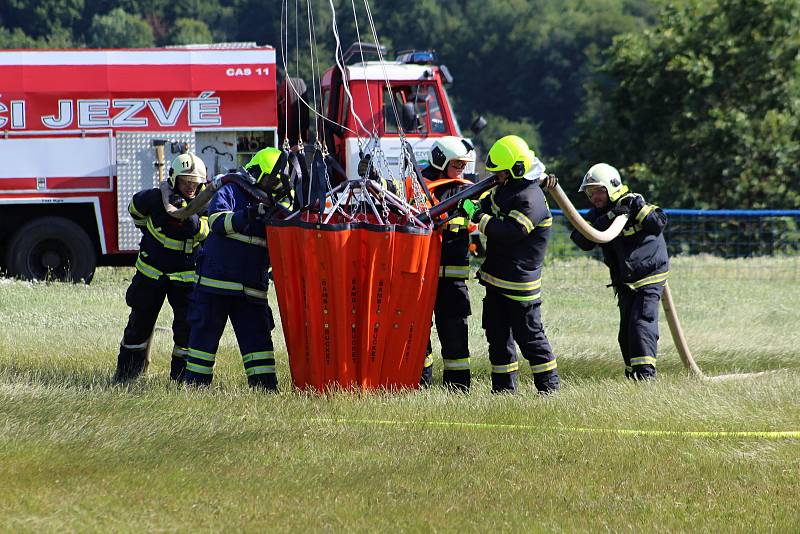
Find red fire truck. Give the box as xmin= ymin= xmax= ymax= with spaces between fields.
xmin=0 ymin=43 xmax=471 ymax=282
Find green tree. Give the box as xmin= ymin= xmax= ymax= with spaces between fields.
xmin=169 ymin=17 xmax=213 ymax=45
xmin=471 ymin=113 xmax=542 ymax=161
xmin=88 ymin=8 xmax=155 ymax=48
xmin=575 ymin=0 xmax=800 ymax=208
xmin=1 ymin=0 xmax=83 ymax=39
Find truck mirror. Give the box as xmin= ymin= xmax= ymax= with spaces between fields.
xmin=470 ymin=115 xmax=488 ymax=135
xmin=439 ymin=64 xmax=454 ymax=85
xmin=400 ymin=102 xmax=421 ymax=132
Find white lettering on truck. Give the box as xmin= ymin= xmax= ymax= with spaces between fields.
xmin=188 ymin=91 xmax=221 ymax=126
xmin=41 ymin=100 xmax=74 ymax=129
xmin=12 ymin=93 xmax=222 ymax=130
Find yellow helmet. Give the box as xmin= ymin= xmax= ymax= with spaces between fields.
xmin=245 ymin=147 xmax=286 ymax=184
xmin=484 ymin=135 xmax=535 ymax=179
xmin=168 ymin=152 xmax=207 ymax=188
xmin=579 ymin=163 xmax=629 ymax=202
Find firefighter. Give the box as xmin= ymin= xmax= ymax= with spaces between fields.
xmin=569 ymin=163 xmax=669 ymax=380
xmin=113 ymin=152 xmax=210 ymax=382
xmin=418 ymin=136 xmax=476 ymax=391
xmin=456 ymin=135 xmax=560 ymax=394
xmin=181 ymin=147 xmax=289 ymax=390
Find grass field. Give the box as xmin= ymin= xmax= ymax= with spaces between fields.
xmin=1 ymin=257 xmax=799 ymax=532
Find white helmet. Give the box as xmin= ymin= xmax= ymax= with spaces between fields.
xmin=169 ymin=152 xmax=207 ymax=188
xmin=429 ymin=136 xmax=475 ymax=171
xmin=579 ymin=163 xmax=628 ymax=202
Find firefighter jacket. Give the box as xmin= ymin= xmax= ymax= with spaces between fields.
xmin=128 ymin=188 xmax=209 ymax=283
xmin=421 ymin=166 xmax=472 ymax=280
xmin=570 ymin=192 xmax=669 ymax=289
xmin=475 ymin=178 xmax=553 ymax=301
xmin=195 ymin=183 xmax=271 ymax=301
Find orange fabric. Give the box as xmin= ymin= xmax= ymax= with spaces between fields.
xmin=404 ymin=176 xmax=472 ymax=219
xmin=266 ymin=214 xmax=442 ymax=392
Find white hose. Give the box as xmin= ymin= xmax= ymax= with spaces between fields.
xmin=160 ymin=180 xmax=216 ymax=220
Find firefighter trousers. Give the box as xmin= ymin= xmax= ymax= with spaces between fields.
xmin=420 ymin=278 xmax=471 ymax=390
xmin=482 ymin=289 xmax=559 ymax=393
xmin=617 ymin=283 xmax=663 ymax=380
xmin=182 ymin=288 xmax=277 ymax=390
xmin=115 ymin=272 xmax=192 ymax=381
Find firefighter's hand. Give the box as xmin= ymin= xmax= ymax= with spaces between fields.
xmin=627 ymin=193 xmax=645 ymax=218
xmin=247 ymin=203 xmax=267 ymax=221
xmin=210 ymin=174 xmax=225 ymax=191
xmin=457 ymin=199 xmax=482 ymax=222
xmin=540 ymin=173 xmax=558 ymax=190
xmin=611 ymin=201 xmax=630 ymax=218
xmin=168 ymin=193 xmax=187 ymax=209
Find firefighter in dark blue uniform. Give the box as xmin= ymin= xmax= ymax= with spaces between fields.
xmin=181 ymin=147 xmax=289 ymax=390
xmin=113 ymin=152 xmax=209 ymax=382
xmin=457 ymin=135 xmax=560 ymax=394
xmin=570 ymin=163 xmax=669 ymax=380
xmin=418 ymin=136 xmax=476 ymax=391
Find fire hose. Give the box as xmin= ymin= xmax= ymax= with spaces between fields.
xmin=158 ymin=171 xmax=274 ymax=219
xmin=546 ymin=182 xmax=771 ymax=381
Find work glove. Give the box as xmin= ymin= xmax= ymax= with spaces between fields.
xmin=357 ymin=155 xmax=379 ymax=181
xmin=210 ymin=174 xmax=225 ymax=191
xmin=246 ymin=203 xmax=268 ymax=221
xmin=168 ymin=193 xmax=187 ymax=209
xmin=627 ymin=193 xmax=646 ymax=219
xmin=539 ymin=173 xmax=558 ymax=190
xmin=457 ymin=198 xmax=483 ymax=223
xmin=611 ymin=200 xmax=630 ymax=218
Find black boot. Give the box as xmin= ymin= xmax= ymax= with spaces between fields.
xmin=533 ymin=371 xmax=560 ymax=395
xmin=443 ymin=369 xmax=470 ymax=392
xmin=248 ymin=374 xmax=278 ymax=392
xmin=113 ymin=347 xmax=148 ymax=383
xmin=181 ymin=369 xmax=212 ymax=388
xmin=419 ymin=364 xmax=433 ymax=388
xmin=491 ymin=371 xmax=518 ymax=394
xmin=629 ymin=365 xmax=656 ymax=381
xmin=169 ymin=356 xmax=186 ymax=381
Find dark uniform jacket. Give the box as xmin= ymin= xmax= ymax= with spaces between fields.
xmin=196 ymin=183 xmax=271 ymax=300
xmin=475 ymin=178 xmax=553 ymax=301
xmin=570 ymin=192 xmax=669 ymax=289
xmin=129 ymin=188 xmax=209 ymax=283
xmin=422 ymin=166 xmax=472 ymax=280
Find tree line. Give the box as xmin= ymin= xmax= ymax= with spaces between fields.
xmin=2 ymin=0 xmax=798 ymax=208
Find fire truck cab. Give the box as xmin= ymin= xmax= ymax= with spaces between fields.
xmin=318 ymin=45 xmax=472 ymax=180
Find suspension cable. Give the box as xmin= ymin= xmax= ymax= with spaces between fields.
xmin=305 ymin=0 xmax=319 ymax=142
xmin=327 ymin=0 xmax=369 ymax=145
xmin=362 ymin=0 xmax=404 ymax=144
xmin=349 ymin=0 xmax=378 ymax=137
xmin=278 ymin=0 xmax=360 ymax=141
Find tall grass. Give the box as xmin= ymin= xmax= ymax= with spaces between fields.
xmin=1 ymin=257 xmax=798 ymax=532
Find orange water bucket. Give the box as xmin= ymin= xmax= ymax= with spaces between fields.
xmin=267 ymin=212 xmax=441 ymax=391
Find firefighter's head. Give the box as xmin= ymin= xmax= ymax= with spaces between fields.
xmin=429 ymin=136 xmax=475 ymax=179
xmin=169 ymin=152 xmax=207 ymax=199
xmin=485 ymin=135 xmax=536 ymax=183
xmin=245 ymin=147 xmax=287 ymax=191
xmin=579 ymin=163 xmax=628 ymax=208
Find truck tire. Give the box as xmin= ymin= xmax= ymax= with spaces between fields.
xmin=5 ymin=217 xmax=97 ymax=283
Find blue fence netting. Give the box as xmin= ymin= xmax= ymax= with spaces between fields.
xmin=535 ymin=209 xmax=800 ymax=280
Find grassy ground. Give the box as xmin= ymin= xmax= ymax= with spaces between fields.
xmin=1 ymin=257 xmax=798 ymax=532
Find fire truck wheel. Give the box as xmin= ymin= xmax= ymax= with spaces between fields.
xmin=5 ymin=217 xmax=97 ymax=283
